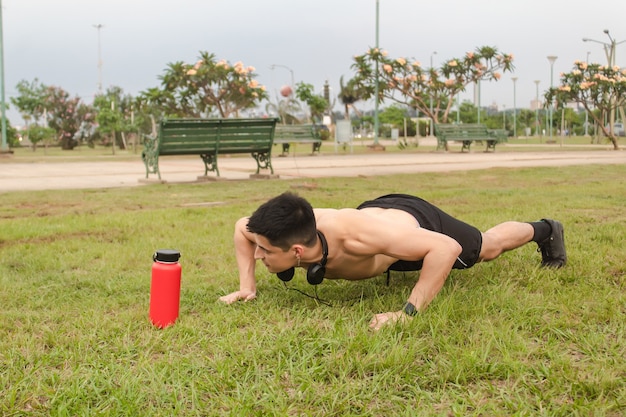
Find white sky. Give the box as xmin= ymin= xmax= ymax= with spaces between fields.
xmin=3 ymin=0 xmax=626 ymax=125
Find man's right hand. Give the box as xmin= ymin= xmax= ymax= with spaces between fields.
xmin=219 ymin=290 xmax=257 ymax=304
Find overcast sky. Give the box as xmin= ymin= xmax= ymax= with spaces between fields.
xmin=3 ymin=0 xmax=626 ymax=125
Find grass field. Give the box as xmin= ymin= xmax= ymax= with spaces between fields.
xmin=1 ymin=162 xmax=625 ymax=416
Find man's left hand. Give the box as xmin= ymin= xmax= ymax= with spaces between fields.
xmin=369 ymin=310 xmax=409 ymax=331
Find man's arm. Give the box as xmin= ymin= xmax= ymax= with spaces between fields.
xmin=379 ymin=226 xmax=461 ymax=306
xmin=352 ymin=222 xmax=461 ymax=330
xmin=405 ymin=231 xmax=461 ymax=309
xmin=218 ymin=217 xmax=258 ymax=304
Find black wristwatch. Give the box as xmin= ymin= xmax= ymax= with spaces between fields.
xmin=403 ymin=302 xmax=419 ymax=316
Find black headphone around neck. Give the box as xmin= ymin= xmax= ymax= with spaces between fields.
xmin=276 ymin=230 xmax=328 ymax=285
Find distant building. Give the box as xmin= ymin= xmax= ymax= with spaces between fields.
xmin=530 ymin=99 xmax=542 ymax=111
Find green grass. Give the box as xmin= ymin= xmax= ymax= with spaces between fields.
xmin=1 ymin=164 xmax=625 ymax=416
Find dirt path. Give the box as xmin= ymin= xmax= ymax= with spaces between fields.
xmin=1 ymin=149 xmax=624 ymax=192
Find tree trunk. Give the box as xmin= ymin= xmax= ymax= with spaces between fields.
xmin=121 ymin=132 xmax=128 ymax=150
xmin=61 ymin=137 xmax=75 ymax=150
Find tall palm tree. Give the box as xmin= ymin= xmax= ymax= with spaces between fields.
xmin=265 ymin=97 xmax=302 ymax=125
xmin=338 ymin=76 xmax=366 ymax=120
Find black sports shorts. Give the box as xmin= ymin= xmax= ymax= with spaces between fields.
xmin=356 ymin=194 xmax=482 ymax=270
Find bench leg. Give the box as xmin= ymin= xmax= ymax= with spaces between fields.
xmin=200 ymin=153 xmax=219 ymax=177
xmin=281 ymin=143 xmax=290 ymax=156
xmin=252 ymin=152 xmax=274 ymax=175
xmin=312 ymin=142 xmax=321 ymax=155
xmin=436 ymin=139 xmax=449 ymax=151
xmin=141 ymin=151 xmax=161 ymax=179
xmin=462 ymin=141 xmax=471 ymax=152
xmin=486 ymin=140 xmax=497 ymax=152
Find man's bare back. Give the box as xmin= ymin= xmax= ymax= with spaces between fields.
xmin=312 ymin=207 xmax=428 ymax=280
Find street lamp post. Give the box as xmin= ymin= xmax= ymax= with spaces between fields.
xmin=547 ymin=55 xmax=558 ymax=141
xmin=269 ymin=64 xmax=295 ymax=91
xmin=534 ymin=80 xmax=540 ymax=139
xmin=511 ymin=76 xmax=518 ymax=137
xmin=476 ymin=81 xmax=481 ymax=124
xmin=584 ymin=52 xmax=590 ymax=136
xmin=583 ymin=30 xmax=626 ymax=137
xmin=429 ymin=51 xmax=437 ymax=119
xmin=0 ymin=0 xmax=8 ymax=152
xmin=93 ymin=24 xmax=104 ymax=93
xmin=583 ymin=29 xmax=625 ymax=67
xmin=269 ymin=64 xmax=296 ymax=121
xmin=373 ymin=0 xmax=380 ymax=147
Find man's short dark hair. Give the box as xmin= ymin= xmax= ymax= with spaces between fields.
xmin=247 ymin=192 xmax=317 ymax=250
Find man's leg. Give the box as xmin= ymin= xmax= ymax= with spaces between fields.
xmin=478 ymin=219 xmax=566 ymax=267
xmin=479 ymin=221 xmax=534 ymax=261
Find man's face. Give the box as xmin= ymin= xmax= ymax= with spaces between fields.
xmin=253 ymin=234 xmax=294 ymax=273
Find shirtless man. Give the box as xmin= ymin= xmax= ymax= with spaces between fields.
xmin=219 ymin=192 xmax=566 ymax=330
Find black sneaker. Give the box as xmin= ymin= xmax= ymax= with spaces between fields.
xmin=537 ymin=219 xmax=567 ymax=268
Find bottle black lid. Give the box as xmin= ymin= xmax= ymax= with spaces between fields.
xmin=153 ymin=249 xmax=181 ymax=263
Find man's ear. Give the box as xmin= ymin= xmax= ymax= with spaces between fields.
xmin=291 ymin=244 xmax=304 ymax=259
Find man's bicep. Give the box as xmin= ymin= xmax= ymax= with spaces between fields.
xmin=366 ymin=227 xmax=453 ymax=261
xmin=350 ymin=221 xmax=437 ymax=260
xmin=381 ymin=227 xmax=449 ymax=260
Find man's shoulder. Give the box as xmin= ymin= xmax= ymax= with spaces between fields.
xmin=314 ymin=207 xmax=362 ymax=216
xmin=315 ymin=208 xmax=369 ymax=230
xmin=328 ymin=207 xmax=367 ymax=219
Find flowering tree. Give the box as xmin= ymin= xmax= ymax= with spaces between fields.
xmin=12 ymin=79 xmax=95 ymax=150
xmin=44 ymin=86 xmax=92 ymax=150
xmin=545 ymin=61 xmax=625 ymax=150
xmin=350 ymin=46 xmax=514 ymax=123
xmin=142 ymin=51 xmax=268 ymax=118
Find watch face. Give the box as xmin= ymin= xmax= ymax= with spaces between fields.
xmin=403 ymin=302 xmax=419 ymax=316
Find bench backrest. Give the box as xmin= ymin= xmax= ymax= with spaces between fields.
xmin=434 ymin=123 xmax=490 ymax=138
xmin=158 ymin=118 xmax=277 ymax=155
xmin=487 ymin=129 xmax=509 ymax=141
xmin=274 ymin=124 xmax=319 ymax=141
xmin=216 ymin=118 xmax=277 ymax=154
xmin=158 ymin=119 xmax=220 ymax=155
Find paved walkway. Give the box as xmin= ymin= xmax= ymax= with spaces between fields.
xmin=1 ymin=147 xmax=624 ymax=192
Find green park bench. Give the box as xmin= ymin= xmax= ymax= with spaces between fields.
xmin=273 ymin=124 xmax=323 ymax=156
xmin=434 ymin=123 xmax=508 ymax=152
xmin=141 ymin=118 xmax=278 ymax=179
xmin=487 ymin=128 xmax=509 ymax=144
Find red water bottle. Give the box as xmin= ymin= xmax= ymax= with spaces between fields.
xmin=149 ymin=249 xmax=182 ymax=328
